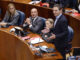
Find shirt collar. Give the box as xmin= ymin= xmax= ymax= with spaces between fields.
xmin=32 ymin=16 xmax=38 ymax=20
xmin=56 ymin=13 xmax=62 ymax=19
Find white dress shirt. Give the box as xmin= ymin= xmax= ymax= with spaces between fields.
xmin=29 ymin=16 xmax=38 ymax=28
xmin=54 ymin=13 xmax=62 ymax=27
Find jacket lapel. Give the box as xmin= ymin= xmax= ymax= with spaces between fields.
xmin=54 ymin=15 xmax=63 ymax=28
xmin=32 ymin=16 xmax=38 ymax=25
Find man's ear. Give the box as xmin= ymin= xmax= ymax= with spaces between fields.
xmin=60 ymin=9 xmax=63 ymax=13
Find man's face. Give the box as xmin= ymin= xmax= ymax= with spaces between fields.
xmin=53 ymin=7 xmax=61 ymax=16
xmin=31 ymin=9 xmax=38 ymax=18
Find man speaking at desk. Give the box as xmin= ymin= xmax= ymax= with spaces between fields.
xmin=48 ymin=4 xmax=68 ymax=59
xmin=23 ymin=8 xmax=45 ymax=33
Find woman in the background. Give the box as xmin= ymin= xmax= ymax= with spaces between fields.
xmin=0 ymin=3 xmax=19 ymax=28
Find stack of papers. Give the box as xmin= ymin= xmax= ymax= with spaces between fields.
xmin=30 ymin=37 xmax=44 ymax=44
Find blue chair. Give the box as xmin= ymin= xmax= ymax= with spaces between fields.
xmin=41 ymin=17 xmax=46 ymax=27
xmin=65 ymin=26 xmax=74 ymax=55
xmin=68 ymin=26 xmax=74 ymax=43
xmin=17 ymin=10 xmax=25 ymax=25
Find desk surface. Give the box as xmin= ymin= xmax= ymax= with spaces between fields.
xmin=0 ymin=26 xmax=63 ymax=60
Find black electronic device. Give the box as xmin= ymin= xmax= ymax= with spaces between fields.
xmin=14 ymin=28 xmax=28 ymax=37
xmin=42 ymin=33 xmax=53 ymax=43
xmin=73 ymin=48 xmax=80 ymax=56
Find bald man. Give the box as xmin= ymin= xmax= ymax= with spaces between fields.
xmin=23 ymin=8 xmax=46 ymax=33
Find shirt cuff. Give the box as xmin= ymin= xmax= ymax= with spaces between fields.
xmin=29 ymin=25 xmax=32 ymax=28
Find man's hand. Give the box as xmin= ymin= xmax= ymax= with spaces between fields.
xmin=0 ymin=22 xmax=7 ymax=26
xmin=25 ymin=18 xmax=31 ymax=25
xmin=47 ymin=33 xmax=56 ymax=40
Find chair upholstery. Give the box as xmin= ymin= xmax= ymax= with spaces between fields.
xmin=68 ymin=26 xmax=74 ymax=42
xmin=17 ymin=10 xmax=25 ymax=25
xmin=41 ymin=17 xmax=46 ymax=28
xmin=65 ymin=26 xmax=74 ymax=53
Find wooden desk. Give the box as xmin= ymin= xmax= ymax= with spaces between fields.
xmin=0 ymin=26 xmax=63 ymax=60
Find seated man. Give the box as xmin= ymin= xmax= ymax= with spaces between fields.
xmin=23 ymin=8 xmax=45 ymax=33
xmin=0 ymin=3 xmax=20 ymax=28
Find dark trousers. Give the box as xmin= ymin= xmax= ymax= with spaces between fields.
xmin=56 ymin=46 xmax=66 ymax=60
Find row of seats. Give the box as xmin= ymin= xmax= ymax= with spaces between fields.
xmin=17 ymin=10 xmax=25 ymax=25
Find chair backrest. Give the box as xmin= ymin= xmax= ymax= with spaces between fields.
xmin=17 ymin=10 xmax=25 ymax=25
xmin=68 ymin=26 xmax=74 ymax=42
xmin=65 ymin=26 xmax=74 ymax=53
xmin=41 ymin=17 xmax=46 ymax=28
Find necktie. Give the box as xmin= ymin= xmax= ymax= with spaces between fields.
xmin=32 ymin=18 xmax=34 ymax=25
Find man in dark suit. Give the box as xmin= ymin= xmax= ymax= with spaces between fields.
xmin=48 ymin=4 xmax=68 ymax=59
xmin=23 ymin=8 xmax=45 ymax=33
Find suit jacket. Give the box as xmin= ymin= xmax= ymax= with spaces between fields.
xmin=2 ymin=10 xmax=20 ymax=26
xmin=29 ymin=16 xmax=45 ymax=33
xmin=23 ymin=16 xmax=45 ymax=33
xmin=53 ymin=14 xmax=68 ymax=49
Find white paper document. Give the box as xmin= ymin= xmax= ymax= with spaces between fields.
xmin=30 ymin=38 xmax=44 ymax=44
